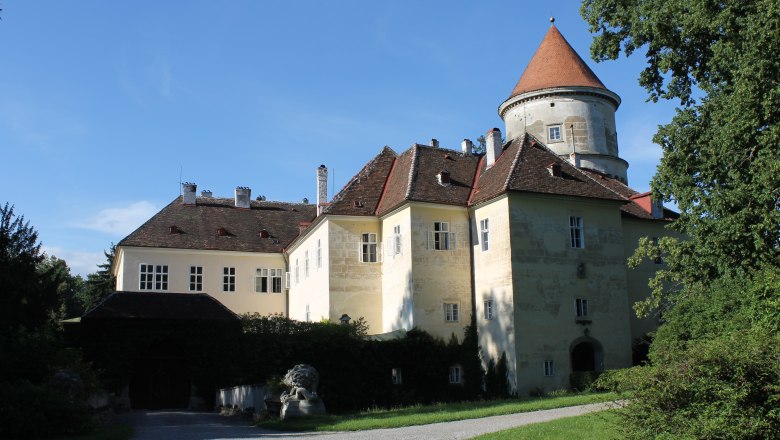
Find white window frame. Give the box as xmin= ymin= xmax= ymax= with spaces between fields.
xmin=480 ymin=218 xmax=490 ymax=252
xmin=139 ymin=264 xmax=168 ymax=291
xmin=305 ymin=304 xmax=311 ymax=322
xmin=223 ymin=267 xmax=235 ymax=292
xmin=393 ymin=225 xmax=402 ymax=257
xmin=270 ymin=269 xmax=283 ymax=293
xmin=575 ymin=298 xmax=589 ymax=318
xmin=548 ymin=125 xmax=562 ymax=143
xmin=304 ymin=250 xmax=310 ymax=278
xmin=256 ymin=268 xmax=282 ymax=293
xmin=449 ymin=365 xmax=463 ymax=384
xmin=569 ymin=216 xmax=584 ymax=249
xmin=316 ymin=239 xmax=322 ymax=269
xmin=444 ymin=302 xmax=460 ymax=322
xmin=428 ymin=221 xmax=454 ymax=250
xmin=361 ymin=233 xmax=378 ymax=263
xmin=483 ymin=299 xmax=494 ymax=320
xmin=544 ymin=360 xmax=555 ymax=376
xmin=392 ymin=368 xmax=402 ymax=385
xmin=189 ymin=266 xmax=203 ymax=292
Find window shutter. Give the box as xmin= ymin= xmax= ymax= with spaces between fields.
xmin=285 ymin=272 xmax=291 ymax=289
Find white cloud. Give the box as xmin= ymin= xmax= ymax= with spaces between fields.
xmin=41 ymin=246 xmax=106 ymax=277
xmin=81 ymin=201 xmax=157 ymax=235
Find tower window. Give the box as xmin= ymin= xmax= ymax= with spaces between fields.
xmin=548 ymin=125 xmax=562 ymax=143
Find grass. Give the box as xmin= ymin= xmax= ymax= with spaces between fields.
xmin=52 ymin=424 xmax=134 ymax=440
xmin=470 ymin=410 xmax=621 ymax=440
xmin=256 ymin=391 xmax=616 ymax=432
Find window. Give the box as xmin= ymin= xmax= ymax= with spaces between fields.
xmin=480 ymin=218 xmax=490 ymax=252
xmin=223 ymin=267 xmax=235 ymax=292
xmin=294 ymin=259 xmax=299 ymax=284
xmin=548 ymin=125 xmax=562 ymax=142
xmin=449 ymin=365 xmax=462 ymax=384
xmin=256 ymin=268 xmax=282 ymax=293
xmin=429 ymin=221 xmax=453 ymax=250
xmin=484 ymin=299 xmax=494 ymax=320
xmin=444 ymin=302 xmax=460 ymax=322
xmin=139 ymin=264 xmax=153 ymax=290
xmin=575 ymin=298 xmax=588 ymax=318
xmin=139 ymin=264 xmax=167 ymax=291
xmin=544 ymin=360 xmax=555 ymax=376
xmin=392 ymin=368 xmax=402 ymax=385
xmin=305 ymin=304 xmax=310 ymax=322
xmin=393 ymin=225 xmax=402 ymax=256
xmin=316 ymin=239 xmax=322 ymax=269
xmin=569 ymin=216 xmax=584 ymax=248
xmin=304 ymin=250 xmax=310 ymax=278
xmin=361 ymin=233 xmax=378 ymax=263
xmin=189 ymin=266 xmax=203 ymax=292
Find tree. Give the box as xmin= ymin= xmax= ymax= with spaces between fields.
xmin=0 ymin=203 xmax=61 ymax=332
xmin=38 ymin=255 xmax=86 ymax=320
xmin=80 ymin=244 xmax=116 ymax=312
xmin=581 ymin=1 xmax=780 ymax=437
xmin=581 ymin=0 xmax=780 ymax=312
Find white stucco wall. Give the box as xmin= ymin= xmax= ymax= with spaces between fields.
xmin=115 ymin=246 xmax=287 ymax=316
xmin=380 ymin=206 xmax=414 ymax=332
xmin=287 ymin=219 xmax=331 ymax=324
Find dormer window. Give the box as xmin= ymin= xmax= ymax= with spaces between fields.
xmin=437 ymin=170 xmax=451 ymax=186
xmin=548 ymin=125 xmax=562 ymax=143
xmin=259 ymin=229 xmax=270 ymax=238
xmin=169 ymin=225 xmax=179 ymax=234
xmin=547 ymin=162 xmax=562 ymax=177
xmin=217 ymin=227 xmax=229 ymax=236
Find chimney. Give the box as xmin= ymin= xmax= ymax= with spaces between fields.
xmin=461 ymin=139 xmax=473 ymax=155
xmin=569 ymin=151 xmax=580 ymax=168
xmin=234 ymin=187 xmax=251 ymax=209
xmin=486 ymin=128 xmax=503 ymax=168
xmin=317 ymin=165 xmax=328 ymax=216
xmin=651 ymin=197 xmax=664 ymax=219
xmin=430 ymin=138 xmax=440 ymax=148
xmin=182 ymin=182 xmax=197 ymax=205
xmin=201 ymin=190 xmax=212 ymax=198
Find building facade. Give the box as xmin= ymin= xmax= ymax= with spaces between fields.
xmin=113 ymin=24 xmax=675 ymax=394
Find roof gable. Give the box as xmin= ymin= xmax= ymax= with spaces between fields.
xmin=323 ymin=146 xmax=397 ymax=216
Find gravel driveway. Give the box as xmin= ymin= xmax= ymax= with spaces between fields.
xmin=120 ymin=402 xmax=613 ymax=440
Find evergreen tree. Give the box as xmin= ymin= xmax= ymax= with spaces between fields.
xmin=80 ymin=244 xmax=116 ymax=312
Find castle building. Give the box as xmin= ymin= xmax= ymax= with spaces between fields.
xmin=113 ymin=24 xmax=675 ymax=394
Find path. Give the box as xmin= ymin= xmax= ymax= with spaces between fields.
xmin=120 ymin=401 xmax=614 ymax=440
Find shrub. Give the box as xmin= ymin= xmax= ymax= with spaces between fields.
xmin=569 ymin=371 xmax=603 ymax=392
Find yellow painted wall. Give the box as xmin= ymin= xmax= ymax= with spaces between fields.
xmin=115 ymin=246 xmax=287 ymax=316
xmin=287 ymin=219 xmax=331 ymax=323
xmin=471 ymin=195 xmax=518 ymax=390
xmin=380 ymin=207 xmax=414 ymax=332
xmin=326 ymin=217 xmax=383 ymax=333
xmin=507 ymin=193 xmax=632 ymax=394
xmin=407 ymin=204 xmax=473 ymax=341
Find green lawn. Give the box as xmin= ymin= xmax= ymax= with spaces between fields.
xmin=470 ymin=410 xmax=621 ymax=440
xmin=256 ymin=392 xmax=616 ymax=432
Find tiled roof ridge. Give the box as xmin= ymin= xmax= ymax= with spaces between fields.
xmin=467 ymin=155 xmax=486 ymax=205
xmin=324 ymin=146 xmax=397 ymax=214
xmin=375 ymin=156 xmax=399 ymax=215
xmin=405 ymin=144 xmax=420 ymax=200
xmin=503 ymin=134 xmax=528 ymax=192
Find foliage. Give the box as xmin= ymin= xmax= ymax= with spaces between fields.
xmin=0 ymin=203 xmax=61 ymax=331
xmin=485 ymin=352 xmax=510 ymax=398
xmin=569 ymin=371 xmax=602 ymax=392
xmin=79 ymin=244 xmax=116 ymax=313
xmin=257 ymin=391 xmax=616 ymax=432
xmin=39 ymin=255 xmax=87 ymax=319
xmin=596 ymin=268 xmax=780 ymax=439
xmin=581 ymin=0 xmax=780 ymax=313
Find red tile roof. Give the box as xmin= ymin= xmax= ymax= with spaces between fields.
xmin=509 ymin=25 xmax=607 ymax=97
xmin=323 ymin=146 xmax=397 ymax=216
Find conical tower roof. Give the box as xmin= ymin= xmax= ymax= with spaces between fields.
xmin=509 ymin=25 xmax=606 ymax=97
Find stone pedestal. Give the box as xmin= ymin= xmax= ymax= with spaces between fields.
xmin=280 ymin=399 xmax=326 ymax=420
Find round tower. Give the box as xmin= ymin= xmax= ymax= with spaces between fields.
xmin=498 ymin=23 xmax=628 ymax=183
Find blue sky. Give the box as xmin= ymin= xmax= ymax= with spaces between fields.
xmin=0 ymin=1 xmax=677 ymax=276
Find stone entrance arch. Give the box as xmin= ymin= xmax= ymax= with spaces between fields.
xmin=569 ymin=337 xmax=604 ymax=372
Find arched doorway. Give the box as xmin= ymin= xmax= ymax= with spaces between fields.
xmin=569 ymin=337 xmax=604 ymax=372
